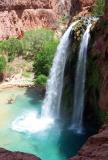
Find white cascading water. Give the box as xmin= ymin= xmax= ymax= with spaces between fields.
xmin=41 ymin=21 xmax=79 ymax=119
xmin=12 ymin=21 xmax=78 ymax=133
xmin=70 ymin=24 xmax=92 ymax=133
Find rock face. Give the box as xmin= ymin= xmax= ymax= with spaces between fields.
xmin=0 ymin=0 xmax=52 ymax=10
xmin=0 ymin=148 xmax=41 ymax=160
xmin=70 ymin=120 xmax=108 ymax=160
xmin=0 ymin=0 xmax=71 ymax=39
xmin=70 ymin=1 xmax=108 ymax=160
xmin=86 ymin=5 xmax=108 ymax=114
xmin=104 ymin=0 xmax=108 ymax=18
xmin=70 ymin=0 xmax=95 ymax=17
xmin=0 ymin=0 xmax=96 ymax=40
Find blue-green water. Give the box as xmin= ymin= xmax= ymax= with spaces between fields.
xmin=0 ymin=87 xmax=89 ymax=160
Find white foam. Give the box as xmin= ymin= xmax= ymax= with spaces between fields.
xmin=12 ymin=111 xmax=54 ymax=133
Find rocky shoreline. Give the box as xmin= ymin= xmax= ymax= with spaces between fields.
xmin=0 ymin=70 xmax=34 ymax=89
xmin=0 ymin=80 xmax=45 ymax=97
xmin=0 ymin=81 xmax=34 ymax=89
xmin=0 ymin=148 xmax=41 ymax=160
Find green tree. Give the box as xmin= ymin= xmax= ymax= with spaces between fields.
xmin=92 ymin=0 xmax=105 ymax=16
xmin=0 ymin=55 xmax=6 ymax=73
xmin=32 ymin=28 xmax=59 ymax=86
xmin=6 ymin=38 xmax=23 ymax=62
xmin=22 ymin=28 xmax=57 ymax=58
xmin=0 ymin=38 xmax=23 ymax=62
xmin=35 ymin=74 xmax=48 ymax=87
xmin=33 ymin=40 xmax=58 ymax=77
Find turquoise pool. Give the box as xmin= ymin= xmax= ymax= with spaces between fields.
xmin=0 ymin=87 xmax=89 ymax=160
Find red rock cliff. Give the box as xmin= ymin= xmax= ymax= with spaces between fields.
xmin=104 ymin=0 xmax=108 ymax=18
xmin=70 ymin=1 xmax=108 ymax=160
xmin=0 ymin=0 xmax=71 ymax=39
xmin=0 ymin=0 xmax=96 ymax=40
xmin=70 ymin=0 xmax=95 ymax=16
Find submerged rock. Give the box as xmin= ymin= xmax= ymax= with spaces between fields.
xmin=0 ymin=148 xmax=41 ymax=160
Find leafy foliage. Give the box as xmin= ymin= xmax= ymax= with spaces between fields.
xmin=0 ymin=28 xmax=58 ymax=86
xmin=33 ymin=40 xmax=58 ymax=77
xmin=0 ymin=55 xmax=6 ymax=73
xmin=23 ymin=28 xmax=59 ymax=86
xmin=32 ymin=28 xmax=58 ymax=86
xmin=35 ymin=74 xmax=48 ymax=86
xmin=0 ymin=38 xmax=22 ymax=62
xmin=22 ymin=28 xmax=58 ymax=58
xmin=92 ymin=0 xmax=105 ymax=16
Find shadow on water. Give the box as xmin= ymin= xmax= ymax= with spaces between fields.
xmin=58 ymin=128 xmax=89 ymax=159
xmin=24 ymin=87 xmax=44 ymax=105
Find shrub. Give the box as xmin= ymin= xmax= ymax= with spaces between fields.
xmin=92 ymin=0 xmax=105 ymax=16
xmin=22 ymin=28 xmax=57 ymax=58
xmin=32 ymin=28 xmax=59 ymax=80
xmin=0 ymin=38 xmax=23 ymax=62
xmin=35 ymin=74 xmax=48 ymax=86
xmin=0 ymin=55 xmax=6 ymax=73
xmin=6 ymin=38 xmax=22 ymax=62
xmin=33 ymin=40 xmax=58 ymax=77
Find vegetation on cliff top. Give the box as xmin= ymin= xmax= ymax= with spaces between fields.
xmin=0 ymin=55 xmax=6 ymax=74
xmin=92 ymin=0 xmax=105 ymax=16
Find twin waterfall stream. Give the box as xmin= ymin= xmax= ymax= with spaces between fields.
xmin=70 ymin=24 xmax=92 ymax=133
xmin=42 ymin=21 xmax=79 ymax=118
xmin=12 ymin=20 xmax=92 ymax=134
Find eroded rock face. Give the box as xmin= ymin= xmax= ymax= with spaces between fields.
xmin=70 ymin=1 xmax=108 ymax=160
xmin=0 ymin=0 xmax=52 ymax=11
xmin=0 ymin=148 xmax=41 ymax=160
xmin=70 ymin=0 xmax=95 ymax=17
xmin=0 ymin=0 xmax=71 ymax=14
xmin=104 ymin=0 xmax=108 ymax=18
xmin=90 ymin=19 xmax=108 ymax=112
xmin=0 ymin=0 xmax=71 ymax=39
xmin=0 ymin=0 xmax=96 ymax=40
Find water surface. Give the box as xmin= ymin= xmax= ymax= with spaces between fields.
xmin=0 ymin=87 xmax=89 ymax=160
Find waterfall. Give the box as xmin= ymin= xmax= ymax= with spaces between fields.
xmin=70 ymin=24 xmax=92 ymax=133
xmin=41 ymin=21 xmax=78 ymax=119
xmin=12 ymin=21 xmax=79 ymax=134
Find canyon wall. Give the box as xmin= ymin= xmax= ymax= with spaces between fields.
xmin=0 ymin=0 xmax=71 ymax=39
xmin=70 ymin=1 xmax=108 ymax=160
xmin=70 ymin=0 xmax=95 ymax=17
xmin=70 ymin=19 xmax=108 ymax=160
xmin=0 ymin=0 xmax=95 ymax=40
xmin=104 ymin=0 xmax=108 ymax=18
